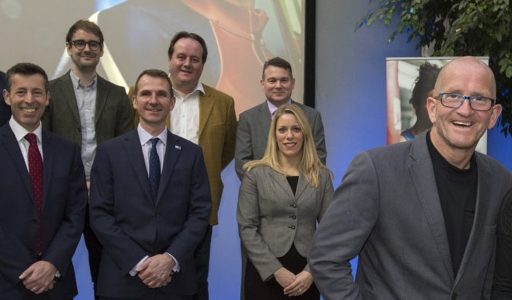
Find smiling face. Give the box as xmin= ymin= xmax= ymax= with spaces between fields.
xmin=133 ymin=74 xmax=175 ymax=133
xmin=427 ymin=58 xmax=501 ymax=159
xmin=3 ymin=74 xmax=49 ymax=131
xmin=67 ymin=29 xmax=103 ymax=72
xmin=276 ymin=112 xmax=304 ymax=161
xmin=168 ymin=37 xmax=205 ymax=94
xmin=261 ymin=65 xmax=295 ymax=106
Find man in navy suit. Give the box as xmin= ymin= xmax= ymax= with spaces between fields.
xmin=89 ymin=69 xmax=211 ymax=300
xmin=0 ymin=70 xmax=11 ymax=126
xmin=0 ymin=63 xmax=87 ymax=299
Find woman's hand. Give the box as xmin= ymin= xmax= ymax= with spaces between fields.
xmin=274 ymin=267 xmax=296 ymax=289
xmin=283 ymin=270 xmax=313 ymax=296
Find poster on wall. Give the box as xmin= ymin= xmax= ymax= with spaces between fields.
xmin=0 ymin=0 xmax=306 ymax=115
xmin=386 ymin=56 xmax=489 ymax=153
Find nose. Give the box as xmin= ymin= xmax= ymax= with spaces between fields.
xmin=83 ymin=42 xmax=92 ymax=51
xmin=457 ymin=98 xmax=474 ymax=116
xmin=25 ymin=91 xmax=36 ymax=103
xmin=148 ymin=93 xmax=159 ymax=104
xmin=285 ymin=129 xmax=293 ymax=139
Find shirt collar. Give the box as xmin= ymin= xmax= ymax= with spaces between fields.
xmin=9 ymin=117 xmax=43 ymax=143
xmin=172 ymin=82 xmax=204 ymax=98
xmin=137 ymin=124 xmax=168 ymax=146
xmin=69 ymin=71 xmax=97 ymax=90
xmin=267 ymin=99 xmax=292 ymax=116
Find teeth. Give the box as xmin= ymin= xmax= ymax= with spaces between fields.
xmin=453 ymin=121 xmax=471 ymax=127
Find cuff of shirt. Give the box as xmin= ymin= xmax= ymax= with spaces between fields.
xmin=165 ymin=252 xmax=180 ymax=272
xmin=129 ymin=255 xmax=149 ymax=276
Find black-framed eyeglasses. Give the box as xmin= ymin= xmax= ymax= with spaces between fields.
xmin=437 ymin=92 xmax=496 ymax=111
xmin=69 ymin=40 xmax=102 ymax=51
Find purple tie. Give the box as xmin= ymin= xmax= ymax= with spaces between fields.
xmin=25 ymin=133 xmax=44 ymax=254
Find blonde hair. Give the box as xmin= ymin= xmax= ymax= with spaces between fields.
xmin=244 ymin=104 xmax=328 ymax=187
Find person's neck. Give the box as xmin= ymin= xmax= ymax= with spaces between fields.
xmin=140 ymin=122 xmax=166 ymax=138
xmin=279 ymin=155 xmax=300 ymax=176
xmin=430 ymin=130 xmax=474 ymax=169
xmin=71 ymin=65 xmax=97 ymax=86
xmin=268 ymin=99 xmax=289 ymax=107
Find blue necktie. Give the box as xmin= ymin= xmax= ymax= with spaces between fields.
xmin=148 ymin=138 xmax=160 ymax=199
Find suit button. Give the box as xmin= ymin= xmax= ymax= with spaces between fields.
xmin=288 ymin=225 xmax=296 ymax=229
xmin=290 ymin=203 xmax=297 ymax=208
xmin=290 ymin=215 xmax=296 ymax=220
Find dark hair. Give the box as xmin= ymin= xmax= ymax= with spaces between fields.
xmin=262 ymin=57 xmax=293 ymax=80
xmin=133 ymin=69 xmax=173 ymax=97
xmin=167 ymin=31 xmax=208 ymax=63
xmin=66 ymin=20 xmax=104 ymax=48
xmin=5 ymin=62 xmax=49 ymax=93
xmin=410 ymin=62 xmax=441 ymax=108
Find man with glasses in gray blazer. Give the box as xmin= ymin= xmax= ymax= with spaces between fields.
xmin=310 ymin=56 xmax=512 ymax=300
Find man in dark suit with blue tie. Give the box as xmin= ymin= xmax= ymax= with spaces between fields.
xmin=89 ymin=69 xmax=211 ymax=300
xmin=0 ymin=63 xmax=87 ymax=299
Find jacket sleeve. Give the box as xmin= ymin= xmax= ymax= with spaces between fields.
xmin=221 ymin=96 xmax=237 ymax=170
xmin=309 ymin=152 xmax=379 ymax=300
xmin=237 ymin=169 xmax=283 ymax=281
xmin=235 ymin=113 xmax=253 ymax=180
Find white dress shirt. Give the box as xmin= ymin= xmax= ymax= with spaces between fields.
xmin=9 ymin=117 xmax=43 ymax=169
xmin=169 ymin=82 xmax=204 ymax=145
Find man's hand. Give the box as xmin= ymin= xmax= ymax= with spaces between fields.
xmin=273 ymin=267 xmax=296 ymax=289
xmin=137 ymin=254 xmax=174 ymax=288
xmin=284 ymin=270 xmax=314 ymax=297
xmin=19 ymin=261 xmax=57 ymax=294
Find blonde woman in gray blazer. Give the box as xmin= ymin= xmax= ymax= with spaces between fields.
xmin=237 ymin=104 xmax=333 ymax=300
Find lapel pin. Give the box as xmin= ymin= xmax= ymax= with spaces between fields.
xmin=175 ymin=145 xmax=181 ymax=150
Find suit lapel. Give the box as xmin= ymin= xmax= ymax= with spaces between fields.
xmin=294 ymin=173 xmax=308 ymax=200
xmin=0 ymin=126 xmax=34 ymax=203
xmin=59 ymin=72 xmax=81 ymax=126
xmin=453 ymin=154 xmax=490 ymax=284
xmin=95 ymin=76 xmax=108 ymax=125
xmin=124 ymin=131 xmax=154 ymax=204
xmin=198 ymin=87 xmax=214 ymax=139
xmin=41 ymin=131 xmax=54 ymax=211
xmin=156 ymin=132 xmax=181 ymax=205
xmin=268 ymin=168 xmax=295 ymax=199
xmin=408 ymin=135 xmax=454 ymax=281
xmin=257 ymin=102 xmax=271 ymax=141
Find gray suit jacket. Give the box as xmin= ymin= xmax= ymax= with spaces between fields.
xmin=309 ymin=132 xmax=512 ymax=300
xmin=235 ymin=101 xmax=327 ymax=179
xmin=43 ymin=71 xmax=134 ymax=147
xmin=237 ymin=165 xmax=333 ymax=281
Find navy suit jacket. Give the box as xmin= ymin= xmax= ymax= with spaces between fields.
xmin=0 ymin=124 xmax=87 ymax=299
xmin=89 ymin=129 xmax=211 ymax=298
xmin=0 ymin=71 xmax=11 ymax=126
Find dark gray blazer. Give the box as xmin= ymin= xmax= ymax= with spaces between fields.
xmin=42 ymin=71 xmax=134 ymax=146
xmin=237 ymin=165 xmax=333 ymax=281
xmin=235 ymin=101 xmax=326 ymax=179
xmin=309 ymin=132 xmax=512 ymax=300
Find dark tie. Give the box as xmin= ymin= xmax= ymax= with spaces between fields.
xmin=25 ymin=133 xmax=44 ymax=254
xmin=148 ymin=138 xmax=161 ymax=199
